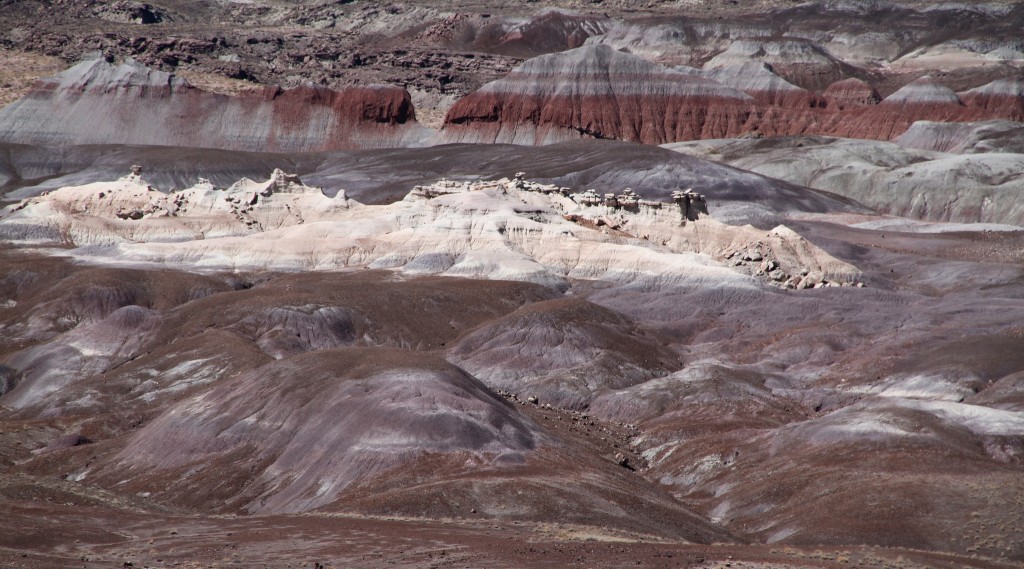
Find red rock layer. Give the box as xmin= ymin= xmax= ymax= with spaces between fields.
xmin=257 ymin=84 xmax=415 ymax=125
xmin=0 ymin=58 xmax=429 ymax=152
xmin=827 ymin=104 xmax=991 ymax=140
xmin=827 ymin=77 xmax=992 ymax=140
xmin=960 ymin=79 xmax=1024 ymax=122
xmin=443 ymin=48 xmax=1024 ymax=145
xmin=443 ymin=45 xmax=763 ymax=145
xmin=677 ymin=63 xmax=825 ymax=109
xmin=823 ymin=78 xmax=881 ymax=111
xmin=445 ymin=93 xmax=763 ymax=145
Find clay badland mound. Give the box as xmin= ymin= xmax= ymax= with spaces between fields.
xmin=443 ymin=46 xmax=1024 ymax=145
xmin=441 ymin=44 xmax=757 ymax=145
xmin=99 ymin=347 xmax=541 ymax=514
xmin=0 ymin=57 xmax=430 ymax=152
xmin=450 ymin=297 xmax=684 ymax=409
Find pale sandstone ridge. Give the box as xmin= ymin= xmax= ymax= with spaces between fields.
xmin=0 ymin=167 xmax=352 ymax=246
xmin=0 ymin=57 xmax=431 ymax=152
xmin=0 ymin=170 xmax=861 ymax=291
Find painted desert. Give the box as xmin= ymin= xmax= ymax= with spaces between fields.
xmin=1 ymin=1 xmax=1023 ymax=568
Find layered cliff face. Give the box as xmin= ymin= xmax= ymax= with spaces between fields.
xmin=822 ymin=78 xmax=881 ymax=111
xmin=960 ymin=78 xmax=1024 ymax=121
xmin=443 ymin=46 xmax=1024 ymax=145
xmin=827 ymin=76 xmax=992 ymax=140
xmin=442 ymin=44 xmax=758 ymax=145
xmin=676 ymin=62 xmax=823 ymax=108
xmin=702 ymin=38 xmax=857 ymax=92
xmin=0 ymin=57 xmax=431 ymax=152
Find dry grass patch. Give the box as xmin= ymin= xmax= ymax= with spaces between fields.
xmin=0 ymin=49 xmax=66 ymax=108
xmin=175 ymin=69 xmax=264 ymax=96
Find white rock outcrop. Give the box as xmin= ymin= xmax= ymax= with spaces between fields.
xmin=1 ymin=169 xmax=861 ymax=290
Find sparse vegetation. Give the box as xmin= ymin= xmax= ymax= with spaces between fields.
xmin=0 ymin=48 xmax=64 ymax=108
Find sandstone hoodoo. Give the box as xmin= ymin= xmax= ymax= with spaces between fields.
xmin=0 ymin=57 xmax=430 ymax=152
xmin=442 ymin=44 xmax=757 ymax=145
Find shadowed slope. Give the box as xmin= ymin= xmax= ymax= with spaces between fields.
xmin=94 ymin=347 xmax=540 ymax=513
xmin=450 ymin=297 xmax=683 ymax=408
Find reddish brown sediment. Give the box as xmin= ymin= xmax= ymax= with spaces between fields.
xmin=960 ymin=78 xmax=1024 ymax=121
xmin=822 ymin=77 xmax=882 ymax=111
xmin=443 ymin=47 xmax=1024 ymax=144
xmin=0 ymin=58 xmax=430 ymax=152
xmin=678 ymin=62 xmax=826 ymax=109
xmin=442 ymin=45 xmax=759 ymax=144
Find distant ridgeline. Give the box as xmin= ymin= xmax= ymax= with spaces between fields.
xmin=1 ymin=48 xmax=1021 ymax=152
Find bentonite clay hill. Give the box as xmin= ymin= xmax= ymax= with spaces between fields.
xmin=441 ymin=45 xmax=758 ymax=145
xmin=667 ymin=133 xmax=1024 ymax=226
xmin=0 ymin=57 xmax=429 ymax=152
xmin=443 ymin=45 xmax=1024 ymax=145
xmin=4 ymin=48 xmax=1017 ymax=151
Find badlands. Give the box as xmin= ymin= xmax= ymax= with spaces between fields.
xmin=1 ymin=1 xmax=1024 ymax=568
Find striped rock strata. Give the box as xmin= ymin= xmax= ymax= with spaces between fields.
xmin=959 ymin=78 xmax=1024 ymax=121
xmin=444 ymin=47 xmax=1024 ymax=144
xmin=441 ymin=45 xmax=757 ymax=145
xmin=676 ymin=63 xmax=824 ymax=108
xmin=822 ymin=78 xmax=881 ymax=111
xmin=0 ymin=57 xmax=431 ymax=152
xmin=826 ymin=75 xmax=991 ymax=140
